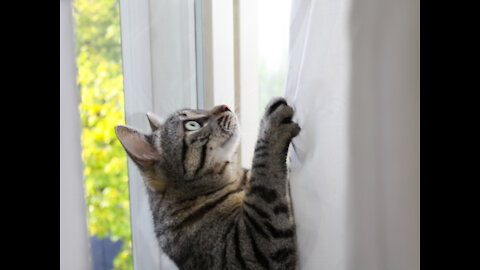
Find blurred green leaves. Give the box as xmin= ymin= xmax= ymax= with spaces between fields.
xmin=72 ymin=0 xmax=132 ymax=269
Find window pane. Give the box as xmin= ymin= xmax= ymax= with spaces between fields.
xmin=72 ymin=0 xmax=132 ymax=269
xmin=258 ymin=0 xmax=291 ymax=114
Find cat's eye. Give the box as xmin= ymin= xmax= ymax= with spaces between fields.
xmin=184 ymin=120 xmax=201 ymax=131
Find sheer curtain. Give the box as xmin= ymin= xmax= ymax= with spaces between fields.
xmin=60 ymin=0 xmax=90 ymax=269
xmin=285 ymin=0 xmax=419 ymax=269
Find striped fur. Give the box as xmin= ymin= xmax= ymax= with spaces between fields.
xmin=115 ymin=98 xmax=300 ymax=270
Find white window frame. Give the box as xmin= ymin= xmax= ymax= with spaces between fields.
xmin=61 ymin=0 xmax=91 ymax=268
xmin=199 ymin=0 xmax=259 ymax=167
xmin=233 ymin=0 xmax=259 ymax=167
xmin=119 ymin=0 xmax=258 ymax=268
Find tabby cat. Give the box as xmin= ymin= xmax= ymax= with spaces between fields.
xmin=115 ymin=97 xmax=300 ymax=270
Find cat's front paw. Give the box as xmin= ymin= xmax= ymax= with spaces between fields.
xmin=261 ymin=97 xmax=301 ymax=141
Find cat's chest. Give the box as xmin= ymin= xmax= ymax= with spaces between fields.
xmin=159 ymin=208 xmax=236 ymax=254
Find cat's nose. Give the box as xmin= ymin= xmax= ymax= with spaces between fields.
xmin=212 ymin=105 xmax=231 ymax=115
xmin=220 ymin=105 xmax=231 ymax=112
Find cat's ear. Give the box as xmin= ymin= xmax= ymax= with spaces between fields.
xmin=146 ymin=112 xmax=164 ymax=131
xmin=115 ymin=125 xmax=162 ymax=166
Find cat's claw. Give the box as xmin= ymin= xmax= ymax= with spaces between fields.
xmin=261 ymin=97 xmax=301 ymax=143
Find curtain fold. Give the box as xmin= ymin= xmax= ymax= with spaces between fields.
xmin=60 ymin=0 xmax=91 ymax=269
xmin=285 ymin=0 xmax=419 ymax=269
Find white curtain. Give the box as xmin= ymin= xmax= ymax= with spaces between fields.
xmin=285 ymin=0 xmax=419 ymax=269
xmin=60 ymin=0 xmax=91 ymax=269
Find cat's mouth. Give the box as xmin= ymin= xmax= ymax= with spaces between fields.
xmin=219 ymin=118 xmax=240 ymax=150
xmin=217 ymin=112 xmax=238 ymax=133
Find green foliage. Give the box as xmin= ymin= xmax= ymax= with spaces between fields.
xmin=72 ymin=0 xmax=132 ymax=269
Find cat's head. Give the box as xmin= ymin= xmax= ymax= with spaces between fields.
xmin=115 ymin=105 xmax=239 ymax=191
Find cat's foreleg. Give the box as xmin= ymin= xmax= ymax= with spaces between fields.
xmin=248 ymin=97 xmax=300 ymax=197
xmin=235 ymin=97 xmax=300 ymax=269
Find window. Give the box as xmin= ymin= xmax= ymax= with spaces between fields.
xmin=258 ymin=0 xmax=291 ymax=114
xmin=72 ymin=0 xmax=292 ymax=269
xmin=197 ymin=0 xmax=291 ymax=168
xmin=72 ymin=0 xmax=132 ymax=269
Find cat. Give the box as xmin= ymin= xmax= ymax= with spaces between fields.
xmin=115 ymin=97 xmax=300 ymax=270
